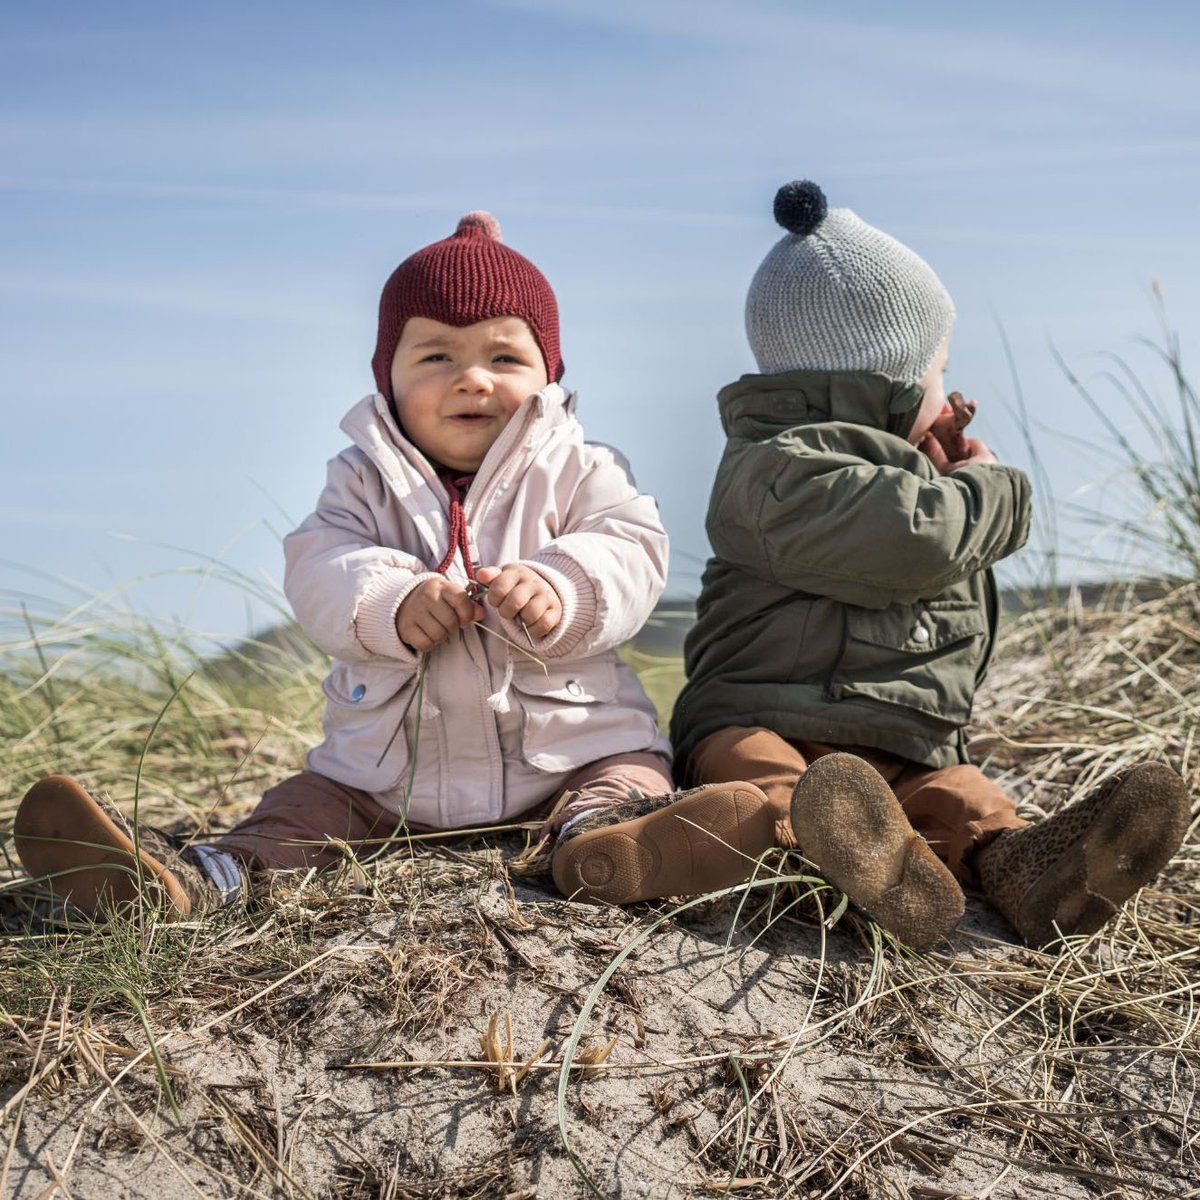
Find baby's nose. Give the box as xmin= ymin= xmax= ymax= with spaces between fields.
xmin=458 ymin=366 xmax=494 ymax=393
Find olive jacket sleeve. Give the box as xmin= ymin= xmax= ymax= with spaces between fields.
xmin=706 ymin=431 xmax=1031 ymax=610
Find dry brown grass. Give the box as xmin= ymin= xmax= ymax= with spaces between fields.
xmin=1 ymin=579 xmax=1198 ymax=1197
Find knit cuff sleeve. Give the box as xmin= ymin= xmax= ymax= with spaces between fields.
xmin=496 ymin=553 xmax=598 ymax=659
xmin=353 ymin=570 xmax=440 ymax=663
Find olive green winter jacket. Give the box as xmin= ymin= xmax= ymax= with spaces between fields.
xmin=670 ymin=370 xmax=1032 ymax=773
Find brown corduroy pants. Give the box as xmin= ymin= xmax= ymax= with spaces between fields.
xmin=687 ymin=726 xmax=1027 ymax=881
xmin=213 ymin=752 xmax=674 ymax=873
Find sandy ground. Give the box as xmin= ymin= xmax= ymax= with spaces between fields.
xmin=4 ymin=872 xmax=1188 ymax=1198
xmin=2 ymin=644 xmax=1197 ymax=1199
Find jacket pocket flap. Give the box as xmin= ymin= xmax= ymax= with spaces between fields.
xmin=323 ymin=661 xmax=417 ymax=709
xmin=847 ymin=602 xmax=986 ymax=654
xmin=511 ymin=662 xmax=619 ymax=704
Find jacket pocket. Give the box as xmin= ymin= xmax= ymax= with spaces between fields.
xmin=828 ymin=600 xmax=988 ymax=729
xmin=509 ymin=660 xmax=629 ymax=773
xmin=315 ymin=661 xmax=420 ymax=793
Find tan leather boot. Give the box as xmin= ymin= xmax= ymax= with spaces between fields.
xmin=974 ymin=762 xmax=1190 ymax=947
xmin=14 ymin=775 xmax=243 ymax=919
xmin=789 ymin=753 xmax=964 ymax=949
xmin=551 ymin=782 xmax=776 ymax=904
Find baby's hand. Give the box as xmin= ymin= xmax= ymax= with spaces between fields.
xmin=946 ymin=437 xmax=998 ymax=471
xmin=395 ymin=578 xmax=483 ymax=652
xmin=475 ymin=563 xmax=563 ymax=638
xmin=926 ymin=392 xmax=978 ymax=461
xmin=920 ymin=431 xmax=998 ymax=475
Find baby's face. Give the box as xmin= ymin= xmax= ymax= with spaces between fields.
xmin=908 ymin=329 xmax=952 ymax=445
xmin=390 ymin=316 xmax=550 ymax=472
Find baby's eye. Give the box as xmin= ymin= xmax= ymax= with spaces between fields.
xmin=420 ymin=353 xmax=450 ymax=363
xmin=493 ymin=354 xmax=526 ymax=365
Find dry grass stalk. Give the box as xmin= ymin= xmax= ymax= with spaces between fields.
xmin=476 ymin=1010 xmax=551 ymax=1095
xmin=2 ymin=573 xmax=1199 ymax=1196
xmin=573 ymin=1035 xmax=618 ymax=1078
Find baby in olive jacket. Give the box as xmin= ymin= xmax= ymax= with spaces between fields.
xmin=671 ymin=180 xmax=1190 ymax=949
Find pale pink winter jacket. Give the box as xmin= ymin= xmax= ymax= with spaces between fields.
xmin=283 ymin=384 xmax=672 ymax=829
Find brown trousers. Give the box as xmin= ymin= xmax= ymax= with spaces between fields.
xmin=213 ymin=752 xmax=673 ymax=872
xmin=688 ymin=726 xmax=1027 ymax=881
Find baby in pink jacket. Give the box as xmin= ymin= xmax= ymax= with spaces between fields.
xmin=14 ymin=213 xmax=772 ymax=917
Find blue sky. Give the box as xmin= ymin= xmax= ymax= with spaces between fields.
xmin=2 ymin=0 xmax=1198 ymax=639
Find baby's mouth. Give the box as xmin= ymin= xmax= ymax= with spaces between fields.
xmin=448 ymin=413 xmax=492 ymax=425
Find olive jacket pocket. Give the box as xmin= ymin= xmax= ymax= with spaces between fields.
xmin=828 ymin=600 xmax=988 ymax=728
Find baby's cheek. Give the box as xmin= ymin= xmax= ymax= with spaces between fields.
xmin=910 ymin=390 xmax=945 ymax=443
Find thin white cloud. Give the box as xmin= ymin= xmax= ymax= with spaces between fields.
xmin=487 ymin=0 xmax=1199 ymax=106
xmin=829 ymin=139 xmax=1200 ymax=180
xmin=563 ymin=138 xmax=1200 ymax=200
xmin=0 ymin=109 xmax=699 ymax=170
xmin=0 ymin=270 xmax=358 ymax=325
xmin=0 ymin=175 xmax=455 ymax=210
xmin=0 ymin=172 xmax=1189 ymax=252
xmin=0 ymin=507 xmax=132 ymax=529
xmin=0 ymin=176 xmax=755 ymax=228
xmin=890 ymin=223 xmax=1199 ymax=253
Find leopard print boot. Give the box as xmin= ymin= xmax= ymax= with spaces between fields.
xmin=974 ymin=762 xmax=1190 ymax=948
xmin=14 ymin=775 xmax=246 ymax=920
xmin=551 ymin=782 xmax=776 ymax=904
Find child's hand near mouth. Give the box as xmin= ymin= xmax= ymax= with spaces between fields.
xmin=919 ymin=391 xmax=996 ymax=474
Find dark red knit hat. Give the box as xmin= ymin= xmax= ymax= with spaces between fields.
xmin=371 ymin=211 xmax=563 ymax=399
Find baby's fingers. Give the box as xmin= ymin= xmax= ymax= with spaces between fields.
xmin=445 ymin=588 xmax=482 ymax=627
xmin=405 ymin=613 xmax=451 ymax=652
xmin=946 ymin=438 xmax=998 ymax=470
xmin=478 ymin=564 xmax=520 ymax=608
xmin=482 ymin=564 xmax=546 ymax=615
xmin=928 ymin=403 xmax=956 ymax=431
xmin=519 ymin=592 xmax=562 ymax=638
xmin=496 ymin=579 xmax=538 ymax=621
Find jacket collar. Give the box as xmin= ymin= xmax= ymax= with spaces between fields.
xmin=339 ymin=383 xmax=574 ymax=501
xmin=718 ymin=370 xmax=925 ymax=442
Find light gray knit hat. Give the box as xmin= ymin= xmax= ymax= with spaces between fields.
xmin=745 ymin=180 xmax=956 ymax=383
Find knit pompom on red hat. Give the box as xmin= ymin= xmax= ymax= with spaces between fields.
xmin=371 ymin=211 xmax=563 ymax=399
xmin=456 ymin=210 xmax=502 ymax=240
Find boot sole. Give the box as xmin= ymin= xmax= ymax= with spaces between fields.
xmin=13 ymin=776 xmax=192 ymax=918
xmin=551 ymin=784 xmax=776 ymax=904
xmin=1017 ymin=763 xmax=1190 ymax=946
xmin=790 ymin=753 xmax=964 ymax=948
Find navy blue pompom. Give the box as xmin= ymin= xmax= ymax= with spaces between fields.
xmin=773 ymin=180 xmax=827 ymax=237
